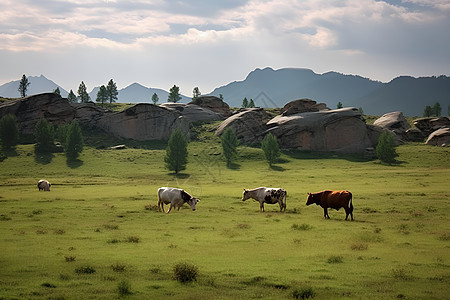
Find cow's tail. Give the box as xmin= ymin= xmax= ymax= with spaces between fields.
xmin=283 ymin=190 xmax=287 ymax=211
xmin=347 ymin=191 xmax=353 ymax=210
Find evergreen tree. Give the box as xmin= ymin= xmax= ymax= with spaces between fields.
xmin=433 ymin=102 xmax=442 ymax=117
xmin=261 ymin=133 xmax=280 ymax=166
xmin=18 ymin=74 xmax=30 ymax=97
xmin=106 ymin=79 xmax=118 ymax=103
xmin=53 ymin=87 xmax=61 ymax=96
xmin=164 ymin=128 xmax=188 ymax=174
xmin=152 ymin=93 xmax=159 ymax=105
xmin=96 ymin=85 xmax=108 ymax=106
xmin=376 ymin=131 xmax=398 ymax=164
xmin=168 ymin=85 xmax=181 ymax=103
xmin=34 ymin=118 xmax=55 ymax=153
xmin=67 ymin=89 xmax=77 ymax=103
xmin=337 ymin=101 xmax=343 ymax=109
xmin=219 ymin=94 xmax=224 ymax=100
xmin=423 ymin=105 xmax=433 ymax=117
xmin=192 ymin=87 xmax=201 ymax=100
xmin=0 ymin=114 xmax=19 ymax=151
xmin=77 ymin=81 xmax=90 ymax=103
xmin=242 ymin=97 xmax=249 ymax=108
xmin=65 ymin=121 xmax=84 ymax=160
xmin=248 ymin=99 xmax=255 ymax=108
xmin=358 ymin=107 xmax=364 ymax=115
xmin=221 ymin=127 xmax=238 ymax=167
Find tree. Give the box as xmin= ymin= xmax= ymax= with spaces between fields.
xmin=168 ymin=85 xmax=181 ymax=103
xmin=221 ymin=127 xmax=238 ymax=167
xmin=337 ymin=101 xmax=343 ymax=109
xmin=67 ymin=89 xmax=77 ymax=103
xmin=164 ymin=128 xmax=188 ymax=174
xmin=106 ymin=79 xmax=118 ymax=103
xmin=65 ymin=121 xmax=84 ymax=160
xmin=192 ymin=87 xmax=201 ymax=100
xmin=433 ymin=102 xmax=442 ymax=117
xmin=0 ymin=114 xmax=19 ymax=151
xmin=18 ymin=74 xmax=30 ymax=97
xmin=376 ymin=130 xmax=398 ymax=164
xmin=423 ymin=105 xmax=433 ymax=117
xmin=358 ymin=107 xmax=364 ymax=115
xmin=77 ymin=81 xmax=90 ymax=103
xmin=34 ymin=118 xmax=55 ymax=153
xmin=96 ymin=85 xmax=108 ymax=106
xmin=219 ymin=94 xmax=224 ymax=100
xmin=152 ymin=93 xmax=159 ymax=105
xmin=242 ymin=97 xmax=249 ymax=108
xmin=248 ymin=99 xmax=255 ymax=108
xmin=53 ymin=87 xmax=61 ymax=96
xmin=261 ymin=133 xmax=280 ymax=166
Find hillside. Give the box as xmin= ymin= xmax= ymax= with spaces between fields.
xmin=0 ymin=75 xmax=69 ymax=98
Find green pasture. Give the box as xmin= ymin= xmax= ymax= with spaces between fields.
xmin=0 ymin=139 xmax=449 ymax=299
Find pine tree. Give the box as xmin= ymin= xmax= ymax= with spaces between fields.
xmin=106 ymin=79 xmax=118 ymax=103
xmin=65 ymin=121 xmax=84 ymax=160
xmin=248 ymin=99 xmax=255 ymax=108
xmin=221 ymin=127 xmax=238 ymax=167
xmin=192 ymin=87 xmax=201 ymax=100
xmin=18 ymin=74 xmax=30 ymax=97
xmin=168 ymin=85 xmax=181 ymax=103
xmin=261 ymin=133 xmax=280 ymax=166
xmin=164 ymin=129 xmax=188 ymax=174
xmin=337 ymin=101 xmax=343 ymax=109
xmin=423 ymin=105 xmax=433 ymax=117
xmin=433 ymin=102 xmax=442 ymax=117
xmin=0 ymin=114 xmax=19 ymax=151
xmin=77 ymin=81 xmax=90 ymax=103
xmin=67 ymin=90 xmax=77 ymax=103
xmin=152 ymin=93 xmax=159 ymax=105
xmin=242 ymin=97 xmax=249 ymax=108
xmin=53 ymin=87 xmax=61 ymax=96
xmin=96 ymin=85 xmax=108 ymax=106
xmin=376 ymin=131 xmax=398 ymax=164
xmin=34 ymin=118 xmax=55 ymax=153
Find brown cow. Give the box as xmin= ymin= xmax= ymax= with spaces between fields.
xmin=306 ymin=190 xmax=353 ymax=220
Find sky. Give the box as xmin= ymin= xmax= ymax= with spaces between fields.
xmin=1 ymin=0 xmax=449 ymax=95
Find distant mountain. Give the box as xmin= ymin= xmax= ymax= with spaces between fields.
xmin=89 ymin=82 xmax=190 ymax=104
xmin=0 ymin=75 xmax=69 ymax=98
xmin=210 ymin=67 xmax=450 ymax=116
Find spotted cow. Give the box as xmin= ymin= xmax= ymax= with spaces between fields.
xmin=37 ymin=180 xmax=51 ymax=191
xmin=157 ymin=187 xmax=200 ymax=214
xmin=242 ymin=187 xmax=287 ymax=212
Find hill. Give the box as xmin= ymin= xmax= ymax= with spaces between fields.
xmin=210 ymin=67 xmax=450 ymax=116
xmin=0 ymin=75 xmax=69 ymax=98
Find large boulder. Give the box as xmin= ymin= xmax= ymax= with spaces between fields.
xmin=215 ymin=108 xmax=271 ymax=144
xmin=373 ymin=111 xmax=410 ymax=133
xmin=189 ymin=96 xmax=231 ymax=117
xmin=0 ymin=93 xmax=74 ymax=134
xmin=281 ymin=99 xmax=329 ymax=116
xmin=425 ymin=128 xmax=450 ymax=147
xmin=414 ymin=117 xmax=450 ymax=136
xmin=160 ymin=103 xmax=223 ymax=123
xmin=97 ymin=103 xmax=189 ymax=141
xmin=266 ymin=107 xmax=373 ymax=153
xmin=72 ymin=102 xmax=108 ymax=128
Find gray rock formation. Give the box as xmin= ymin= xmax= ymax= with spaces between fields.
xmin=72 ymin=102 xmax=108 ymax=128
xmin=414 ymin=117 xmax=450 ymax=136
xmin=267 ymin=107 xmax=373 ymax=153
xmin=0 ymin=93 xmax=74 ymax=134
xmin=281 ymin=98 xmax=329 ymax=116
xmin=373 ymin=111 xmax=410 ymax=134
xmin=215 ymin=108 xmax=271 ymax=143
xmin=425 ymin=128 xmax=450 ymax=146
xmin=160 ymin=103 xmax=223 ymax=123
xmin=97 ymin=103 xmax=189 ymax=141
xmin=189 ymin=96 xmax=231 ymax=117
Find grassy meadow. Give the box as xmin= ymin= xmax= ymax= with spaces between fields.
xmin=0 ymin=127 xmax=449 ymax=299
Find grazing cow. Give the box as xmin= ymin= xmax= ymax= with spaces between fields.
xmin=242 ymin=187 xmax=287 ymax=212
xmin=306 ymin=190 xmax=353 ymax=220
xmin=37 ymin=180 xmax=51 ymax=191
xmin=157 ymin=187 xmax=200 ymax=214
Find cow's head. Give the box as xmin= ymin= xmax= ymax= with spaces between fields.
xmin=242 ymin=189 xmax=250 ymax=201
xmin=306 ymin=192 xmax=317 ymax=206
xmin=187 ymin=197 xmax=200 ymax=211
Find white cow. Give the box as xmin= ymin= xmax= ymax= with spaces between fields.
xmin=157 ymin=187 xmax=200 ymax=213
xmin=37 ymin=179 xmax=51 ymax=191
xmin=242 ymin=187 xmax=287 ymax=212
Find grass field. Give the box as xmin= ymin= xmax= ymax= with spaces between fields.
xmin=0 ymin=133 xmax=449 ymax=299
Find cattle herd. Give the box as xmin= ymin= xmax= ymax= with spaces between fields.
xmin=37 ymin=180 xmax=354 ymax=220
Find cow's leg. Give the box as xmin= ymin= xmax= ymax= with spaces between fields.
xmin=260 ymin=202 xmax=264 ymax=212
xmin=323 ymin=208 xmax=329 ymax=219
xmin=166 ymin=204 xmax=173 ymax=214
xmin=158 ymin=201 xmax=162 ymax=212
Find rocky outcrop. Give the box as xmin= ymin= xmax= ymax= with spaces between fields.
xmin=97 ymin=103 xmax=189 ymax=141
xmin=160 ymin=103 xmax=223 ymax=123
xmin=0 ymin=93 xmax=74 ymax=134
xmin=414 ymin=117 xmax=450 ymax=136
xmin=215 ymin=108 xmax=271 ymax=143
xmin=425 ymin=128 xmax=450 ymax=146
xmin=72 ymin=102 xmax=108 ymax=128
xmin=373 ymin=112 xmax=410 ymax=134
xmin=267 ymin=108 xmax=373 ymax=153
xmin=281 ymin=98 xmax=329 ymax=116
xmin=189 ymin=96 xmax=231 ymax=117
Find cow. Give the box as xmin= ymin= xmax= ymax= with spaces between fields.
xmin=306 ymin=190 xmax=353 ymax=220
xmin=157 ymin=187 xmax=200 ymax=214
xmin=242 ymin=187 xmax=287 ymax=212
xmin=37 ymin=180 xmax=51 ymax=191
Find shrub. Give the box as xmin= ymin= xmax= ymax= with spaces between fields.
xmin=0 ymin=114 xmax=19 ymax=151
xmin=376 ymin=131 xmax=398 ymax=164
xmin=117 ymin=280 xmax=132 ymax=296
xmin=172 ymin=262 xmax=199 ymax=283
xmin=75 ymin=266 xmax=96 ymax=274
xmin=292 ymin=287 xmax=316 ymax=299
xmin=261 ymin=133 xmax=280 ymax=166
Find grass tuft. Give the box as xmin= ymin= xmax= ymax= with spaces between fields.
xmin=292 ymin=287 xmax=316 ymax=299
xmin=292 ymin=223 xmax=313 ymax=231
xmin=117 ymin=280 xmax=132 ymax=296
xmin=327 ymin=256 xmax=343 ymax=264
xmin=172 ymin=262 xmax=199 ymax=283
xmin=75 ymin=266 xmax=96 ymax=274
xmin=111 ymin=263 xmax=127 ymax=272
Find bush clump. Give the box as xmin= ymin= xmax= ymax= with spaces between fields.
xmin=172 ymin=262 xmax=199 ymax=283
xmin=117 ymin=280 xmax=132 ymax=296
xmin=292 ymin=287 xmax=316 ymax=299
xmin=75 ymin=266 xmax=96 ymax=274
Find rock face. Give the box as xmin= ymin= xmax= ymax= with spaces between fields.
xmin=373 ymin=111 xmax=410 ymax=133
xmin=189 ymin=96 xmax=231 ymax=117
xmin=267 ymin=108 xmax=373 ymax=153
xmin=72 ymin=102 xmax=108 ymax=128
xmin=160 ymin=103 xmax=223 ymax=123
xmin=281 ymin=98 xmax=329 ymax=116
xmin=425 ymin=128 xmax=450 ymax=146
xmin=215 ymin=108 xmax=271 ymax=143
xmin=97 ymin=103 xmax=189 ymax=140
xmin=414 ymin=117 xmax=450 ymax=136
xmin=0 ymin=93 xmax=74 ymax=134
